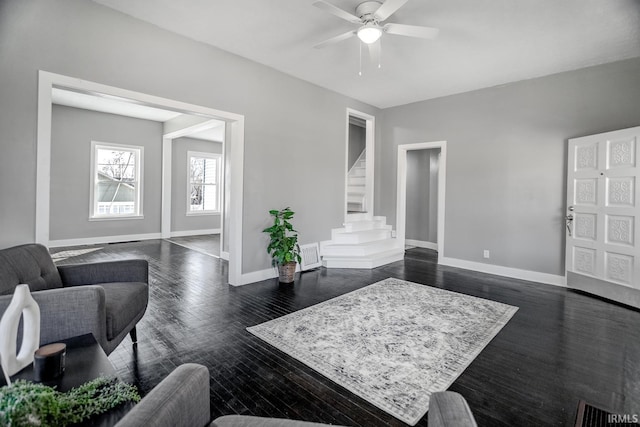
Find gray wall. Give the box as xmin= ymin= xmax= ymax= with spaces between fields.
xmin=50 ymin=105 xmax=162 ymax=241
xmin=406 ymin=149 xmax=438 ymax=243
xmin=0 ymin=0 xmax=378 ymax=274
xmin=348 ymin=123 xmax=366 ymax=170
xmin=171 ymin=137 xmax=222 ymax=233
xmin=379 ymin=57 xmax=640 ymax=276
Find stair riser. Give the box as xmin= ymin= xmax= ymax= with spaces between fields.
xmin=344 ymin=221 xmax=388 ymax=232
xmin=321 ymin=239 xmax=398 ymax=257
xmin=322 ymin=251 xmax=404 ymax=269
xmin=331 ymin=229 xmax=391 ymax=244
xmin=347 ymin=194 xmax=365 ymax=202
xmin=352 ymin=167 xmax=366 ymax=177
xmin=345 ymin=213 xmax=370 ymax=221
xmin=349 ymin=177 xmax=365 ymax=185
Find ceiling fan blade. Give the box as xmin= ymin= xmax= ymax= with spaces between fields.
xmin=314 ymin=30 xmax=357 ymax=49
xmin=313 ymin=1 xmax=362 ymax=24
xmin=383 ymin=23 xmax=439 ymax=39
xmin=374 ymin=0 xmax=408 ymax=21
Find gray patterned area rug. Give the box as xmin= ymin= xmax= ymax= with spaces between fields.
xmin=247 ymin=278 xmax=518 ymax=425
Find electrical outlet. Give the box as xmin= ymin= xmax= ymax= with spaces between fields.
xmin=483 ymin=250 xmax=490 ymax=259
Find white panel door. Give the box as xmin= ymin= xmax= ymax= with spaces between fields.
xmin=566 ymin=126 xmax=640 ymax=308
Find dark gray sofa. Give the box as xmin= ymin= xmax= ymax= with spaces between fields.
xmin=116 ymin=364 xmax=478 ymax=427
xmin=0 ymin=243 xmax=148 ymax=355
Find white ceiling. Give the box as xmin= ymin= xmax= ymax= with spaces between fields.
xmin=52 ymin=88 xmax=183 ymax=122
xmin=52 ymin=88 xmax=225 ymax=142
xmin=93 ymin=0 xmax=640 ymax=108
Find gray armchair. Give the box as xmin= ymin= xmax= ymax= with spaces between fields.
xmin=116 ymin=364 xmax=478 ymax=427
xmin=0 ymin=243 xmax=148 ymax=355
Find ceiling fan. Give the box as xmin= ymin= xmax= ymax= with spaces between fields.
xmin=313 ymin=0 xmax=439 ymax=50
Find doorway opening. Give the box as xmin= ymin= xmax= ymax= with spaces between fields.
xmin=405 ymin=148 xmax=440 ymax=251
xmin=162 ymin=118 xmax=227 ymax=259
xmin=396 ymin=141 xmax=447 ymax=263
xmin=345 ymin=108 xmax=374 ymax=221
xmin=36 ymin=71 xmax=246 ymax=285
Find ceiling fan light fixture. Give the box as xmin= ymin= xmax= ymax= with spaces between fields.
xmin=357 ymin=24 xmax=382 ymax=44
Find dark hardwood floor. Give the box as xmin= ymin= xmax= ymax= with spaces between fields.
xmin=50 ymin=240 xmax=640 ymax=426
xmin=166 ymin=234 xmax=221 ymax=258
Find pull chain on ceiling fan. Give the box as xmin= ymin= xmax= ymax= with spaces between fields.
xmin=313 ymin=0 xmax=439 ymax=74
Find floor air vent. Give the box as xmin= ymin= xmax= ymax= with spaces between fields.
xmin=575 ymin=400 xmax=639 ymax=427
xmin=300 ymin=243 xmax=322 ymax=271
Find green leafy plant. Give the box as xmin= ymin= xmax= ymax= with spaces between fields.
xmin=0 ymin=377 xmax=140 ymax=426
xmin=263 ymin=207 xmax=302 ymax=266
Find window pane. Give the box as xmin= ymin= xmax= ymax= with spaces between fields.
xmin=203 ymin=184 xmax=217 ymax=211
xmin=97 ymin=149 xmax=136 ymax=182
xmin=190 ymin=184 xmax=203 ymax=211
xmin=189 ymin=154 xmax=219 ymax=212
xmin=203 ymin=158 xmax=217 ymax=184
xmin=190 ymin=158 xmax=204 ymax=184
xmin=92 ymin=143 xmax=141 ymax=217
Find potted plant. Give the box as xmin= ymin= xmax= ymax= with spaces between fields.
xmin=263 ymin=207 xmax=302 ymax=283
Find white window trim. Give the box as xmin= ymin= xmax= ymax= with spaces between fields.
xmin=187 ymin=151 xmax=221 ymax=216
xmin=90 ymin=141 xmax=144 ymax=221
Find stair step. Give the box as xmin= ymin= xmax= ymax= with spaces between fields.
xmin=321 ymin=238 xmax=398 ymax=257
xmin=345 ymin=213 xmax=371 ymax=221
xmin=347 ymin=185 xmax=365 ymax=194
xmin=332 ymin=223 xmax=391 ymax=235
xmin=349 ymin=176 xmax=365 ymax=185
xmin=343 ymin=218 xmax=388 ymax=232
xmin=352 ymin=166 xmax=366 ymax=177
xmin=322 ymin=248 xmax=405 ymax=269
xmin=331 ymin=228 xmax=392 ymax=244
xmin=347 ymin=194 xmax=365 ymax=204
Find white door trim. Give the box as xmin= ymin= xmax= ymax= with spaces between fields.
xmin=161 ymin=137 xmax=172 ymax=239
xmin=345 ymin=108 xmax=375 ymax=221
xmin=396 ymin=141 xmax=447 ymax=263
xmin=36 ymin=70 xmax=245 ymax=286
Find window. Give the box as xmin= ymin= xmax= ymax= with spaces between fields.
xmin=90 ymin=142 xmax=143 ymax=219
xmin=188 ymin=151 xmax=221 ymax=214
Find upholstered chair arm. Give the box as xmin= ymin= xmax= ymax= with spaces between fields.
xmin=428 ymin=391 xmax=478 ymax=427
xmin=115 ymin=363 xmax=211 ymax=427
xmin=58 ymin=260 xmax=148 ymax=286
xmin=0 ymin=286 xmax=107 ymax=347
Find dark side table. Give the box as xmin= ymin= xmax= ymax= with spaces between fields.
xmin=1 ymin=333 xmax=134 ymax=426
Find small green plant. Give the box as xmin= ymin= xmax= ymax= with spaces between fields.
xmin=263 ymin=207 xmax=302 ymax=266
xmin=0 ymin=377 xmax=140 ymax=426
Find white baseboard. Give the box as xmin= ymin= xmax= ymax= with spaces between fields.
xmin=220 ymin=251 xmax=230 ymax=261
xmin=440 ymin=256 xmax=566 ymax=287
xmin=49 ymin=232 xmax=162 ymax=248
xmin=235 ymin=263 xmax=303 ymax=287
xmin=235 ymin=267 xmax=278 ymax=286
xmin=405 ymin=239 xmax=438 ymax=251
xmin=169 ymin=228 xmax=221 ymax=238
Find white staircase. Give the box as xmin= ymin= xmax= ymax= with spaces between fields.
xmin=347 ymin=154 xmax=367 ymax=213
xmin=321 ymin=214 xmax=405 ymax=269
